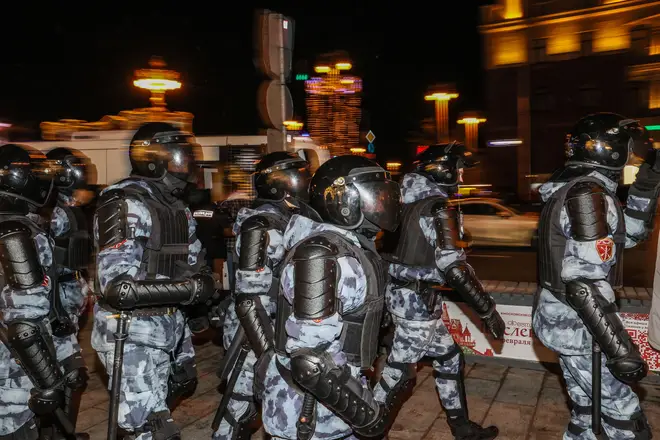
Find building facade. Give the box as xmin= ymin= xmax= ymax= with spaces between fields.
xmin=479 ymin=0 xmax=660 ymax=199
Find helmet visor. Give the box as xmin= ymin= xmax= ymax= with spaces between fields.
xmin=353 ymin=173 xmax=401 ymax=232
xmin=167 ymin=139 xmax=203 ymax=182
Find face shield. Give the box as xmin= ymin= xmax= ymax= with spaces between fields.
xmin=165 ymin=136 xmax=203 ymax=183
xmin=350 ymin=170 xmax=402 ymax=232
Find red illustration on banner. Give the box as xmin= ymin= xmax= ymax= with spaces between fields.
xmin=595 ymin=238 xmax=614 ymax=262
xmin=621 ymin=312 xmax=659 ymax=372
xmin=441 ymin=303 xmax=494 ymax=357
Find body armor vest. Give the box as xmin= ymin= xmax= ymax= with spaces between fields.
xmin=538 ymin=176 xmax=625 ymax=296
xmin=120 ymin=180 xmax=193 ymax=279
xmin=53 ymin=202 xmax=91 ymax=271
xmin=387 ymin=195 xmax=446 ymax=267
xmin=278 ymin=230 xmax=388 ymax=369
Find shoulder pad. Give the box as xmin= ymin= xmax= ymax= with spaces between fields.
xmin=567 ymin=181 xmax=605 ymax=198
xmin=0 ymin=220 xmax=32 ymax=238
xmin=96 ymin=190 xmax=129 ymax=249
xmin=293 ymin=235 xmax=339 ymax=261
xmin=241 ymin=214 xmax=271 ymax=232
xmin=565 ymin=181 xmax=608 ymax=241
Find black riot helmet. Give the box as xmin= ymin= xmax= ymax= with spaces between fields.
xmin=254 ymin=151 xmax=312 ymax=201
xmin=565 ymin=113 xmax=653 ymax=171
xmin=129 ymin=122 xmax=202 ymax=183
xmin=0 ymin=143 xmax=56 ymax=208
xmin=46 ymin=147 xmax=93 ymax=192
xmin=309 ymin=155 xmax=401 ymax=232
xmin=412 ymin=142 xmax=478 ymax=187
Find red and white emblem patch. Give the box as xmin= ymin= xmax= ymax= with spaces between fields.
xmin=596 ymin=238 xmax=614 ymax=262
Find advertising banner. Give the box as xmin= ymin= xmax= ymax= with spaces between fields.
xmin=442 ymin=301 xmax=659 ymax=372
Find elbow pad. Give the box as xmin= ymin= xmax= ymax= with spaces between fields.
xmin=0 ymin=221 xmax=44 ymax=289
xmin=292 ymin=236 xmax=339 ymax=320
xmin=566 ymin=182 xmax=608 ymax=241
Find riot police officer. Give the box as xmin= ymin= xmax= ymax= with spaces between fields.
xmin=379 ymin=142 xmax=503 ymax=440
xmin=0 ymin=143 xmax=88 ymax=439
xmin=44 ymin=147 xmax=94 ymax=435
xmin=535 ymin=113 xmax=656 ymax=439
xmin=212 ymin=151 xmax=319 ymax=440
xmin=258 ymin=155 xmax=401 ymax=439
xmin=91 ymin=123 xmax=218 ymax=439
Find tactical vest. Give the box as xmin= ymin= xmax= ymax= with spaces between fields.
xmin=53 ymin=202 xmax=91 ymax=271
xmin=119 ymin=181 xmax=194 ymax=279
xmin=386 ymin=195 xmax=446 ymax=267
xmin=538 ymin=176 xmax=625 ymax=296
xmin=276 ymin=230 xmax=388 ymax=369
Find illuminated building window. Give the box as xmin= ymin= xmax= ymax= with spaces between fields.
xmin=593 ymin=21 xmax=630 ymax=53
xmin=492 ymin=33 xmax=527 ymax=66
xmin=650 ymin=81 xmax=660 ymax=109
xmin=547 ymin=24 xmax=580 ymax=55
xmin=503 ymin=0 xmax=523 ymax=19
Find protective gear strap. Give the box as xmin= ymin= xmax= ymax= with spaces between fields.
xmin=238 ymin=215 xmax=270 ymax=271
xmin=444 ymin=262 xmax=495 ymax=318
xmin=565 ymin=280 xmax=647 ymax=383
xmin=235 ymin=294 xmax=274 ymax=358
xmin=565 ymin=181 xmax=608 ymax=241
xmin=602 ymin=412 xmax=651 ymax=439
xmin=0 ymin=220 xmax=44 ymax=289
xmin=103 ymin=273 xmax=215 ymax=310
xmin=292 ymin=236 xmax=339 ymax=320
xmin=290 ymin=346 xmax=383 ymax=437
xmin=431 ymin=199 xmax=460 ymax=250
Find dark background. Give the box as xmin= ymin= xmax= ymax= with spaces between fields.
xmin=1 ymin=1 xmax=493 ymax=162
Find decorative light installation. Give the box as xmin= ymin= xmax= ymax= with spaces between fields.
xmin=305 ymin=53 xmax=362 ymax=157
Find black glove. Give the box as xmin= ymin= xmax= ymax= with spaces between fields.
xmin=28 ymin=387 xmax=63 ymax=416
xmin=481 ymin=309 xmax=506 ymax=340
xmin=208 ymin=297 xmax=231 ymax=329
xmin=185 ymin=272 xmax=220 ymax=306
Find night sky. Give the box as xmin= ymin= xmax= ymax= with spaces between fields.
xmin=2 ymin=1 xmax=493 ymax=162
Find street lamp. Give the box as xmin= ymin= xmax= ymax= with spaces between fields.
xmin=425 ymin=88 xmax=459 ymax=143
xmin=457 ymin=113 xmax=487 ymax=152
xmin=133 ymin=56 xmax=182 ymax=110
xmin=283 ymin=120 xmax=304 ymax=131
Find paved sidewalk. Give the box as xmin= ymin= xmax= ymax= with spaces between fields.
xmin=77 ymin=325 xmax=660 ymax=440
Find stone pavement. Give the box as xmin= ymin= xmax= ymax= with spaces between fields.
xmin=77 ymin=321 xmax=660 ymax=440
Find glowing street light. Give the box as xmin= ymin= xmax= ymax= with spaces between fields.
xmin=457 ymin=113 xmax=487 ymax=152
xmin=386 ymin=162 xmax=402 ymax=171
xmin=425 ymin=86 xmax=459 ymax=143
xmin=133 ymin=56 xmax=182 ymax=110
xmin=283 ymin=120 xmax=304 ymax=131
xmin=350 ymin=147 xmax=366 ymax=155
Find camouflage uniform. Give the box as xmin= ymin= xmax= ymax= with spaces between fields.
xmin=213 ymin=204 xmax=287 ymax=440
xmin=534 ymin=171 xmax=651 ymax=440
xmin=49 ymin=193 xmax=89 ymax=368
xmin=91 ymin=179 xmax=200 ymax=439
xmin=259 ymin=214 xmax=369 ymax=440
xmin=0 ymin=230 xmax=55 ymax=436
xmin=376 ymin=173 xmax=469 ymax=416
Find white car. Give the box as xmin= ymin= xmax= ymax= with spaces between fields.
xmin=450 ymin=198 xmax=539 ymax=247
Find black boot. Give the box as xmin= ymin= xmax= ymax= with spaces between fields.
xmin=447 ymin=417 xmax=499 ymax=440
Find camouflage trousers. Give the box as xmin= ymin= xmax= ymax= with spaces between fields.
xmin=376 ymin=315 xmax=465 ymax=417
xmin=0 ymin=344 xmax=37 ymax=437
xmin=560 ymin=354 xmax=647 ymax=440
xmin=260 ymin=354 xmax=355 ymax=440
xmin=213 ymin=300 xmax=257 ymax=440
xmin=92 ymin=306 xmax=196 ymax=439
